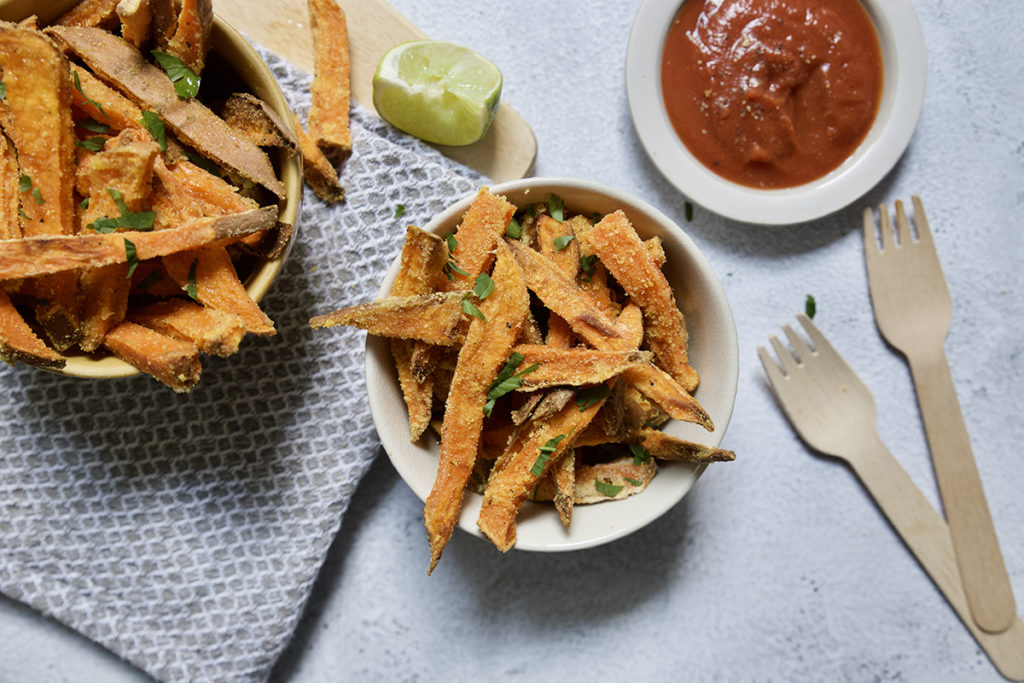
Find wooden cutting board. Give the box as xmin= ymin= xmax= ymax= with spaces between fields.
xmin=217 ymin=0 xmax=537 ymax=181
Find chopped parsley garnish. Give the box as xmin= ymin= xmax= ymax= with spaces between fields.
xmin=0 ymin=81 xmax=5 ymax=101
xmin=505 ymin=216 xmax=522 ymax=239
xmin=18 ymin=174 xmax=30 ymax=193
xmin=547 ymin=193 xmax=564 ymax=222
xmin=182 ymin=149 xmax=220 ymax=176
xmin=85 ymin=188 xmax=156 ymax=233
xmin=72 ymin=70 xmax=109 ymax=119
xmin=594 ymin=478 xmax=624 ymax=497
xmin=461 ymin=297 xmax=485 ymax=321
xmin=445 ymin=231 xmax=458 ymax=252
xmin=17 ymin=207 xmax=28 ymax=219
xmin=75 ymin=136 xmax=107 ymax=152
xmin=186 ymin=259 xmax=199 ymax=300
xmin=805 ymin=294 xmax=816 ymax=319
xmin=529 ymin=434 xmax=566 ymax=477
xmin=80 ymin=197 xmax=90 ymax=210
xmin=151 ymin=50 xmax=201 ymax=99
xmin=580 ymin=254 xmax=599 ymax=273
xmin=393 ymin=203 xmax=406 ymax=220
xmin=553 ymin=234 xmax=574 ymax=251
xmin=624 ymin=477 xmax=643 ymax=486
xmin=124 ymin=238 xmax=138 ymax=278
xmin=483 ymin=352 xmax=541 ymax=416
xmin=441 ymin=231 xmax=469 ymax=280
xmin=31 ymin=187 xmax=43 ymax=204
xmin=78 ymin=119 xmax=110 ymax=134
xmin=685 ymin=201 xmax=694 ymax=222
xmin=471 ymin=272 xmax=494 ymax=300
xmin=137 ymin=270 xmax=162 ymax=290
xmin=575 ymin=384 xmax=612 ymax=411
xmin=139 ymin=111 xmax=166 ymax=151
xmin=629 ymin=443 xmax=652 ymax=465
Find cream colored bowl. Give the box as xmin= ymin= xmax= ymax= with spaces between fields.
xmin=0 ymin=0 xmax=303 ymax=378
xmin=365 ymin=178 xmax=739 ymax=552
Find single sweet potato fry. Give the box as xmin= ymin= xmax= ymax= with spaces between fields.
xmin=0 ymin=207 xmax=278 ymax=279
xmin=46 ymin=25 xmax=286 ymax=198
xmin=0 ymin=131 xmax=20 ymax=240
xmin=103 ymin=319 xmax=199 ymax=391
xmin=116 ymin=0 xmax=151 ymax=48
xmin=425 ymin=240 xmax=528 ymax=573
xmin=76 ymin=139 xmax=160 ymax=227
xmin=0 ymin=289 xmax=65 ymax=368
xmin=309 ymin=291 xmax=466 ymax=345
xmin=307 ymin=0 xmax=351 ymax=161
xmin=627 ymin=428 xmax=734 ymax=463
xmin=162 ymin=245 xmax=274 ymax=335
xmin=509 ymin=344 xmax=651 ymax=390
xmin=291 ymin=112 xmax=344 ymax=203
xmin=223 ymin=93 xmax=297 ymax=153
xmin=55 ymin=0 xmax=120 ymax=28
xmin=551 ymin=448 xmax=575 ymax=527
xmin=537 ymin=213 xmax=580 ymax=279
xmin=441 ymin=188 xmax=516 ymax=291
xmin=583 ymin=210 xmax=699 ymax=392
xmin=130 ymin=298 xmax=247 ymax=356
xmin=165 ymin=0 xmax=212 ymax=74
xmin=69 ymin=67 xmax=146 ymax=132
xmin=532 ymin=456 xmax=657 ymax=505
xmin=151 ymin=156 xmax=257 ymax=229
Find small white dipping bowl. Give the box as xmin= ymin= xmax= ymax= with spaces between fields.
xmin=366 ymin=177 xmax=739 ymax=552
xmin=626 ymin=0 xmax=926 ymax=225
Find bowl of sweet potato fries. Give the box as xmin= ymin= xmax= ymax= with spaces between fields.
xmin=0 ymin=0 xmax=302 ymax=390
xmin=311 ymin=178 xmax=739 ymax=571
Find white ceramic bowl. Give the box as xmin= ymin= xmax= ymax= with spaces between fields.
xmin=0 ymin=0 xmax=303 ymax=378
xmin=626 ymin=0 xmax=926 ymax=225
xmin=366 ymin=178 xmax=739 ymax=552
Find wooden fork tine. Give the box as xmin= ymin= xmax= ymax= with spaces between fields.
xmin=795 ymin=313 xmax=839 ymax=363
xmin=757 ymin=345 xmax=786 ymax=386
xmin=769 ymin=335 xmax=798 ymax=375
xmin=912 ymin=195 xmax=935 ymax=247
xmin=863 ymin=207 xmax=881 ymax=254
xmin=877 ymin=203 xmax=897 ymax=250
xmin=895 ymin=199 xmax=914 ymax=244
xmin=783 ymin=324 xmax=814 ymax=363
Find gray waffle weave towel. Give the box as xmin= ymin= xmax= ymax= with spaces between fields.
xmin=0 ymin=48 xmax=483 ymax=682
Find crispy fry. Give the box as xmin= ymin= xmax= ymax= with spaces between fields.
xmin=532 ymin=456 xmax=657 ymax=505
xmin=307 ymin=0 xmax=351 ymax=162
xmin=76 ymin=139 xmax=159 ymax=226
xmin=291 ymin=112 xmax=344 ymax=203
xmin=162 ymin=245 xmax=274 ymax=335
xmin=223 ymin=93 xmax=297 ymax=153
xmin=425 ymin=240 xmax=528 ymax=573
xmin=621 ymin=364 xmax=713 ymax=430
xmin=151 ymin=156 xmax=258 ymax=229
xmin=551 ymin=447 xmax=575 ymax=526
xmin=130 ymin=298 xmax=247 ymax=356
xmin=46 ymin=25 xmax=286 ymax=198
xmin=309 ymin=291 xmax=465 ymax=344
xmin=627 ymin=428 xmax=735 ymax=463
xmin=509 ymin=344 xmax=651 ymax=390
xmin=165 ymin=0 xmax=212 ymax=74
xmin=103 ymin=319 xmax=199 ymax=391
xmin=537 ymin=213 xmax=580 ymax=278
xmin=583 ymin=210 xmax=699 ymax=391
xmin=0 ymin=131 xmax=20 ymax=240
xmin=0 ymin=207 xmax=278 ymax=279
xmin=441 ymin=187 xmax=516 ymax=290
xmin=55 ymin=0 xmax=120 ymax=28
xmin=0 ymin=289 xmax=65 ymax=368
xmin=77 ymin=263 xmax=130 ymax=351
xmin=116 ymin=0 xmax=151 ymax=48
xmin=69 ymin=66 xmax=145 ymax=132
xmin=149 ymin=0 xmax=177 ymax=49
xmin=477 ymin=384 xmax=608 ymax=552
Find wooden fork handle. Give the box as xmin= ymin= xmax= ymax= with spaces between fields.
xmin=850 ymin=434 xmax=1024 ymax=681
xmin=906 ymin=343 xmax=1017 ymax=634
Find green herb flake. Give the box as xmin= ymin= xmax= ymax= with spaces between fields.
xmin=505 ymin=216 xmax=522 ymax=239
xmin=78 ymin=119 xmax=110 ymax=134
xmin=441 ymin=232 xmax=469 ymax=280
xmin=553 ymin=234 xmax=574 ymax=251
xmin=72 ymin=70 xmax=109 ymax=119
xmin=18 ymin=174 xmax=30 ymax=194
xmin=629 ymin=443 xmax=652 ymax=465
xmin=80 ymin=197 xmax=90 ymax=210
xmin=483 ymin=352 xmax=541 ymax=416
xmin=124 ymin=238 xmax=138 ymax=278
xmin=805 ymin=294 xmax=816 ymax=319
xmin=575 ymin=384 xmax=612 ymax=411
xmin=461 ymin=297 xmax=486 ymax=322
xmin=472 ymin=272 xmax=495 ymax=300
xmin=0 ymin=80 xmax=6 ymax=101
xmin=75 ymin=136 xmax=107 ymax=152
xmin=685 ymin=201 xmax=694 ymax=222
xmin=393 ymin=203 xmax=406 ymax=220
xmin=137 ymin=270 xmax=162 ymax=290
xmin=31 ymin=187 xmax=43 ymax=204
xmin=182 ymin=149 xmax=220 ymax=176
xmin=139 ymin=111 xmax=167 ymax=151
xmin=444 ymin=231 xmax=458 ymax=253
xmin=624 ymin=477 xmax=643 ymax=486
xmin=186 ymin=259 xmax=199 ymax=300
xmin=547 ymin=193 xmax=564 ymax=222
xmin=152 ymin=50 xmax=201 ymax=99
xmin=529 ymin=434 xmax=567 ymax=477
xmin=17 ymin=207 xmax=29 ymax=219
xmin=594 ymin=478 xmax=624 ymax=498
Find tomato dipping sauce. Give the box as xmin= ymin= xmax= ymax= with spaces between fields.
xmin=661 ymin=0 xmax=883 ymax=189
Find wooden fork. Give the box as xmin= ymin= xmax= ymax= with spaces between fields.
xmin=759 ymin=315 xmax=1024 ymax=681
xmin=863 ymin=197 xmax=1015 ymax=634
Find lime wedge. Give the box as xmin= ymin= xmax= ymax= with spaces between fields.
xmin=372 ymin=40 xmax=502 ymax=147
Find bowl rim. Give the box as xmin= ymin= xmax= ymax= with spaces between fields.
xmin=365 ymin=176 xmax=739 ymax=552
xmin=625 ymin=0 xmax=926 ymax=225
xmin=0 ymin=1 xmax=303 ymax=379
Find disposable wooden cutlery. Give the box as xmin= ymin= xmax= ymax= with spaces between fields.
xmin=759 ymin=315 xmax=1024 ymax=680
xmin=863 ymin=197 xmax=1015 ymax=634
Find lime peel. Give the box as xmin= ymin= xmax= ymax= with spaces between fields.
xmin=372 ymin=40 xmax=502 ymax=147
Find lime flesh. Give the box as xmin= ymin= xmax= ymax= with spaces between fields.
xmin=372 ymin=40 xmax=502 ymax=147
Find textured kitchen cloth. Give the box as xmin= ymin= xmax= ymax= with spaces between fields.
xmin=0 ymin=48 xmax=484 ymax=683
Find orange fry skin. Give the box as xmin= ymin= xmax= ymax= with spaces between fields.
xmin=0 ymin=289 xmax=65 ymax=369
xmin=68 ymin=67 xmax=146 ymax=133
xmin=441 ymin=188 xmax=516 ymax=291
xmin=509 ymin=345 xmax=652 ymax=390
xmin=103 ymin=319 xmax=200 ymax=392
xmin=55 ymin=0 xmax=120 ymax=28
xmin=307 ymin=0 xmax=352 ymax=161
xmin=130 ymin=298 xmax=247 ymax=357
xmin=165 ymin=0 xmax=212 ymax=74
xmin=291 ymin=111 xmax=344 ymax=203
xmin=425 ymin=240 xmax=528 ymax=573
xmin=583 ymin=210 xmax=699 ymax=392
